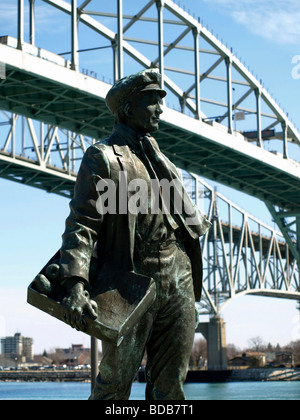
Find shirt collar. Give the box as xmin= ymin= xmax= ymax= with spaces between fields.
xmin=113 ymin=122 xmax=149 ymax=151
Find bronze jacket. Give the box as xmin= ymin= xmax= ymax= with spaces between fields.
xmin=59 ymin=125 xmax=210 ymax=302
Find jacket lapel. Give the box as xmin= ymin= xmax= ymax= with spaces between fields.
xmin=112 ymin=139 xmax=138 ymax=268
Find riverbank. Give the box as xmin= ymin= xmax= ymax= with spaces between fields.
xmin=230 ymin=367 xmax=300 ymax=382
xmin=1 ymin=368 xmax=299 ymax=383
xmin=0 ymin=370 xmax=91 ymax=382
xmin=140 ymin=368 xmax=300 ymax=383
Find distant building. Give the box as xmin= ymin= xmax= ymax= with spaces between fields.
xmin=275 ymin=352 xmax=294 ymax=367
xmin=0 ymin=332 xmax=34 ymax=360
xmin=264 ymin=351 xmax=294 ymax=367
xmin=229 ymin=352 xmax=266 ymax=367
xmin=55 ymin=344 xmax=92 ymax=367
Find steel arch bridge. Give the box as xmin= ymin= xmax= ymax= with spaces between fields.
xmin=0 ymin=0 xmax=300 ymax=315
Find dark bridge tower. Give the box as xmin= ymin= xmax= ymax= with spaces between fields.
xmin=197 ymin=317 xmax=228 ymax=371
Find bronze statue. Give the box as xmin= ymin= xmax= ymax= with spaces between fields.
xmin=28 ymin=69 xmax=211 ymax=400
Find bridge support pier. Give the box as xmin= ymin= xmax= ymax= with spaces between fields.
xmin=197 ymin=316 xmax=228 ymax=370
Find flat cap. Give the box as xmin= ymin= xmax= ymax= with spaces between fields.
xmin=105 ymin=69 xmax=167 ymax=114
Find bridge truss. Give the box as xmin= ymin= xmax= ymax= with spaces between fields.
xmin=0 ymin=0 xmax=300 ymax=313
xmin=183 ymin=172 xmax=300 ymax=314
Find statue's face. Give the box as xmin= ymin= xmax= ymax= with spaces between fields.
xmin=126 ymin=91 xmax=163 ymax=133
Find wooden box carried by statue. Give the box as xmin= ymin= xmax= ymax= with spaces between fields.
xmin=27 ymin=252 xmax=156 ymax=346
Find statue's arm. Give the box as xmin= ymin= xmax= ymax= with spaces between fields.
xmin=59 ymin=144 xmax=110 ymax=330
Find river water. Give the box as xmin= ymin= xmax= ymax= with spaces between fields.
xmin=0 ymin=381 xmax=299 ymax=400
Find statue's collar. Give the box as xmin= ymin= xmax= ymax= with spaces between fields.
xmin=113 ymin=123 xmax=149 ymax=149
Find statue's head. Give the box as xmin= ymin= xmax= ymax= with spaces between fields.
xmin=106 ymin=69 xmax=167 ymax=133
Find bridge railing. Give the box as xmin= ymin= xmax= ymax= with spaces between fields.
xmin=0 ymin=110 xmax=92 ymax=197
xmin=0 ymin=110 xmax=94 ymax=174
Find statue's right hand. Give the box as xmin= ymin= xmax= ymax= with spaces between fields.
xmin=62 ymin=281 xmax=98 ymax=332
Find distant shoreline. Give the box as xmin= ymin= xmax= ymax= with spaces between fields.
xmin=228 ymin=367 xmax=300 ymax=382
xmin=1 ymin=367 xmax=300 ymax=383
xmin=0 ymin=370 xmax=91 ymax=383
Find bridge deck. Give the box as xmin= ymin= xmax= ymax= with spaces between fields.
xmin=0 ymin=40 xmax=300 ymax=212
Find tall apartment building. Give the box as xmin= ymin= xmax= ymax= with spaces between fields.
xmin=1 ymin=332 xmax=34 ymax=360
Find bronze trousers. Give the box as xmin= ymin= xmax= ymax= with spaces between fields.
xmin=89 ymin=239 xmax=195 ymax=400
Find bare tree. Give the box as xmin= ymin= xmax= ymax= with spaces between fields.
xmin=226 ymin=343 xmax=240 ymax=361
xmin=248 ymin=336 xmax=265 ymax=352
xmin=288 ymin=340 xmax=300 ymax=365
xmin=190 ymin=338 xmax=207 ymax=368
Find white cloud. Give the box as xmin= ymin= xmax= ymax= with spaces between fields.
xmin=203 ymin=0 xmax=300 ymax=45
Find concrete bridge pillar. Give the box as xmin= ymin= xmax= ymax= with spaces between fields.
xmin=197 ymin=316 xmax=228 ymax=370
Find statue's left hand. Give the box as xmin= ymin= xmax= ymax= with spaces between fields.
xmin=62 ymin=281 xmax=98 ymax=331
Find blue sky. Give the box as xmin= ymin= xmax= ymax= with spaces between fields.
xmin=0 ymin=0 xmax=300 ymax=354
